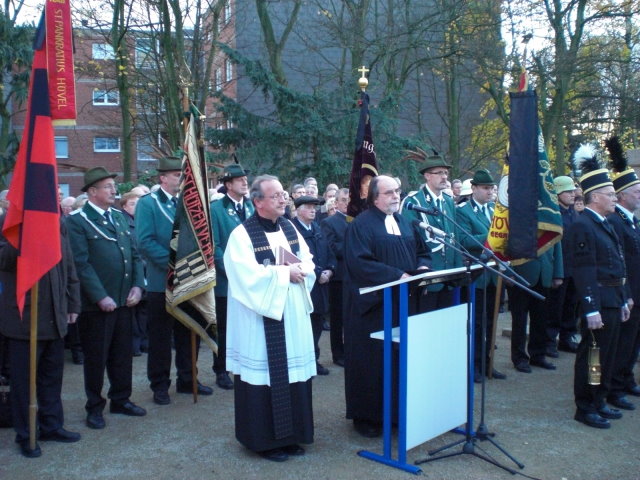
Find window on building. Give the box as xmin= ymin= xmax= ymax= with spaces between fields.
xmin=215 ymin=68 xmax=222 ymax=90
xmin=92 ymin=89 xmax=120 ymax=106
xmin=225 ymin=59 xmax=233 ymax=82
xmin=137 ymin=138 xmax=157 ymax=162
xmin=135 ymin=37 xmax=157 ymax=68
xmin=223 ymin=1 xmax=232 ymax=23
xmin=92 ymin=43 xmax=115 ymax=60
xmin=55 ymin=136 xmax=68 ymax=158
xmin=94 ymin=137 xmax=120 ymax=153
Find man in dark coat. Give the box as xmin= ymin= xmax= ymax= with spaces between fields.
xmin=567 ymin=162 xmax=629 ymax=429
xmin=210 ymin=163 xmax=254 ymax=389
xmin=293 ymin=195 xmax=336 ymax=375
xmin=67 ymin=167 xmax=147 ymax=430
xmin=344 ymin=175 xmax=431 ymax=438
xmin=320 ymin=188 xmax=350 ymax=366
xmin=606 ymin=163 xmax=640 ymax=409
xmin=0 ymin=216 xmax=81 ymax=457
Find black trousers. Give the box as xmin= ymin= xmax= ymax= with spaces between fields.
xmin=146 ymin=291 xmax=196 ymax=392
xmin=8 ymin=338 xmax=65 ymax=442
xmin=545 ymin=278 xmax=578 ymax=348
xmin=213 ymin=296 xmax=228 ymax=374
xmin=508 ymin=282 xmax=549 ymax=365
xmin=419 ymin=287 xmax=455 ymax=313
xmin=329 ymin=281 xmax=344 ymax=362
xmin=610 ymin=307 xmax=640 ymax=397
xmin=574 ymin=308 xmax=621 ymax=413
xmin=79 ymin=307 xmax=133 ymax=413
xmin=310 ymin=312 xmax=324 ymax=361
xmin=472 ymin=284 xmax=498 ymax=369
xmin=132 ymin=298 xmax=149 ymax=354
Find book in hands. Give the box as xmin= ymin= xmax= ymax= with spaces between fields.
xmin=276 ymin=245 xmax=301 ymax=265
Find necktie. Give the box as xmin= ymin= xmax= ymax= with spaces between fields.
xmin=103 ymin=210 xmax=112 ymax=226
xmin=436 ymin=198 xmax=442 ymax=211
xmin=170 ymin=197 xmax=177 ymax=207
xmin=236 ymin=202 xmax=245 ymax=221
xmin=482 ymin=205 xmax=489 ymax=221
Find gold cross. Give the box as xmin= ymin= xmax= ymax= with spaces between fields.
xmin=358 ymin=65 xmax=369 ymax=77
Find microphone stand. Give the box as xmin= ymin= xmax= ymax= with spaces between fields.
xmin=413 ymin=219 xmax=529 ymax=474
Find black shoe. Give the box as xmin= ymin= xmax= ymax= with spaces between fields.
xmin=17 ymin=440 xmax=41 ymax=458
xmin=333 ymin=357 xmax=345 ymax=367
xmin=608 ymin=396 xmax=635 ymax=411
xmin=215 ymin=372 xmax=234 ymax=390
xmin=530 ymin=359 xmax=556 ymax=370
xmin=473 ymin=370 xmax=483 ymax=384
xmin=71 ymin=351 xmax=84 ymax=365
xmin=626 ymin=385 xmax=640 ymax=397
xmin=322 ymin=321 xmax=331 ymax=331
xmin=259 ymin=448 xmax=288 ymax=462
xmin=558 ymin=341 xmax=578 ymax=353
xmin=110 ymin=401 xmax=147 ymax=417
xmin=545 ymin=347 xmax=559 ymax=358
xmin=597 ymin=405 xmax=622 ymax=420
xmin=86 ymin=412 xmax=105 ymax=429
xmin=574 ymin=411 xmax=610 ymax=429
xmin=282 ymin=444 xmax=305 ymax=456
xmin=489 ymin=368 xmax=507 ymax=380
xmin=176 ymin=381 xmax=214 ymax=395
xmin=353 ymin=419 xmax=382 ymax=438
xmin=514 ymin=362 xmax=532 ymax=373
xmin=316 ymin=363 xmax=329 ymax=375
xmin=153 ymin=390 xmax=171 ymax=405
xmin=40 ymin=428 xmax=81 ymax=443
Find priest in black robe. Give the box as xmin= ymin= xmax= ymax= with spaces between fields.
xmin=344 ymin=175 xmax=431 ymax=437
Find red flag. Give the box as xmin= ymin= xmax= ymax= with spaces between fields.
xmin=2 ymin=15 xmax=61 ymax=315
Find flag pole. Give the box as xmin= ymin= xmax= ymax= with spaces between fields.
xmin=180 ymin=85 xmax=199 ymax=404
xmin=28 ymin=282 xmax=39 ymax=451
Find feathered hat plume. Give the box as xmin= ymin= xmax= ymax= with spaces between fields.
xmin=605 ymin=135 xmax=639 ymax=193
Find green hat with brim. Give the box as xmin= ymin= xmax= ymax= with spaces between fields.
xmin=157 ymin=156 xmax=182 ymax=172
xmin=554 ymin=176 xmax=576 ymax=195
xmin=82 ymin=167 xmax=117 ymax=192
xmin=419 ymin=155 xmax=452 ymax=175
xmin=470 ymin=169 xmax=496 ymax=186
xmin=221 ymin=163 xmax=248 ymax=182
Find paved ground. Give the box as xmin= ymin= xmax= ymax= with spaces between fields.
xmin=1 ymin=312 xmax=639 ymax=480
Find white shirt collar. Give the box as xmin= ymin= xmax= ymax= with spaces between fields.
xmin=87 ymin=201 xmax=110 ymax=216
xmin=160 ymin=187 xmax=177 ymax=202
xmin=585 ymin=207 xmax=605 ymax=221
xmin=424 ymin=185 xmax=442 ymax=203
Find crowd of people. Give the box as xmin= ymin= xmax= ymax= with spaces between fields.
xmin=0 ymin=143 xmax=638 ymax=462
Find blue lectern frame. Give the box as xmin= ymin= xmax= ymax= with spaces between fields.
xmin=357 ymin=265 xmax=485 ymax=474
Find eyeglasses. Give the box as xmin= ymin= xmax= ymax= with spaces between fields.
xmin=427 ymin=170 xmax=449 ymax=177
xmin=94 ymin=183 xmax=118 ymax=191
xmin=381 ymin=188 xmax=402 ymax=196
xmin=264 ymin=192 xmax=288 ymax=200
xmin=594 ymin=191 xmax=617 ymax=198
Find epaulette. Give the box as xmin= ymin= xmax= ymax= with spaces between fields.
xmin=69 ymin=209 xmax=80 ymax=215
xmin=457 ymin=201 xmax=468 ymax=208
xmin=406 ymin=190 xmax=419 ymax=198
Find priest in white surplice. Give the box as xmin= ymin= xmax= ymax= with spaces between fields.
xmin=224 ymin=175 xmax=317 ymax=462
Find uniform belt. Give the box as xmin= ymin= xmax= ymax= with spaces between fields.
xmin=598 ymin=278 xmax=626 ymax=287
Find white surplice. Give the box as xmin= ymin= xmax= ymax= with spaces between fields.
xmin=224 ymin=224 xmax=317 ymax=386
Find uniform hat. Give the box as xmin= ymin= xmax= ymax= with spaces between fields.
xmin=605 ymin=136 xmax=639 ymax=193
xmin=553 ymin=176 xmax=576 ymax=195
xmin=573 ymin=144 xmax=612 ymax=195
xmin=470 ymin=169 xmax=496 ymax=186
xmin=220 ymin=163 xmax=248 ymax=182
xmin=82 ymin=167 xmax=117 ymax=192
xmin=458 ymin=179 xmax=472 ymax=196
xmin=157 ymin=156 xmax=182 ymax=172
xmin=404 ymin=147 xmax=452 ymax=175
xmin=294 ymin=195 xmax=325 ymax=209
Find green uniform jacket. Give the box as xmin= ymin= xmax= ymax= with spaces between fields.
xmin=210 ymin=195 xmax=254 ymax=296
xmin=67 ymin=203 xmax=145 ymax=311
xmin=456 ymin=199 xmax=496 ymax=289
xmin=135 ymin=190 xmax=176 ymax=293
xmin=512 ymin=242 xmax=563 ymax=288
xmin=401 ymin=187 xmax=461 ymax=291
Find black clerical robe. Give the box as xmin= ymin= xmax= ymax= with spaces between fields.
xmin=343 ymin=207 xmax=431 ymax=424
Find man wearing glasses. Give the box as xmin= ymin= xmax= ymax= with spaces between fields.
xmin=223 ymin=175 xmax=317 ymax=462
xmin=401 ymin=150 xmax=461 ymax=312
xmin=67 ymin=167 xmax=147 ymax=430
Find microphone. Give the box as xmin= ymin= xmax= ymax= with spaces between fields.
xmin=413 ymin=220 xmax=448 ymax=239
xmin=405 ymin=203 xmax=439 ymax=215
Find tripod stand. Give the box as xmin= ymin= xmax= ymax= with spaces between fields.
xmin=413 ymin=226 xmax=535 ymax=473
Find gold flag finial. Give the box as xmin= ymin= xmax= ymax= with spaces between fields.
xmin=358 ymin=65 xmax=369 ymax=92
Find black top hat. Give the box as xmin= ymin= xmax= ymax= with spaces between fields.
xmin=82 ymin=167 xmax=117 ymax=192
xmin=157 ymin=156 xmax=182 ymax=172
xmin=294 ymin=195 xmax=325 ymax=209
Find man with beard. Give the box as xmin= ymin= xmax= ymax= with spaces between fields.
xmin=210 ymin=163 xmax=254 ymax=389
xmin=344 ymin=175 xmax=431 ymax=437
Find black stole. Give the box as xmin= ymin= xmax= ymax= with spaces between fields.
xmin=243 ymin=214 xmax=300 ymax=440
